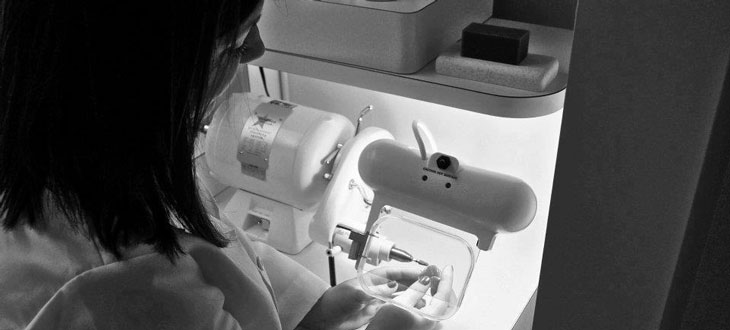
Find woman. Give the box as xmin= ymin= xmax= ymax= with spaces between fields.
xmin=0 ymin=0 xmax=448 ymax=329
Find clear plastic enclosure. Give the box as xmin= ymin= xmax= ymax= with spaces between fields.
xmin=357 ymin=213 xmax=478 ymax=320
xmin=320 ymin=0 xmax=435 ymax=13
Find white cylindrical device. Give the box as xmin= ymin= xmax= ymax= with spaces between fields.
xmin=205 ymin=93 xmax=354 ymax=209
xmin=359 ymin=139 xmax=537 ymax=250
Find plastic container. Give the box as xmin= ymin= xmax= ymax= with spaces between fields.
xmin=356 ymin=214 xmax=478 ymax=320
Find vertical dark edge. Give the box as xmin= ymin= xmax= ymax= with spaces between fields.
xmin=512 ymin=289 xmax=538 ymax=330
xmin=660 ymin=56 xmax=730 ymax=330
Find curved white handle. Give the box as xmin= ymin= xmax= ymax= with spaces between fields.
xmin=412 ymin=120 xmax=437 ymax=160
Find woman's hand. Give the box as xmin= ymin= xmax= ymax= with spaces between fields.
xmin=298 ymin=267 xmax=422 ymax=330
xmin=365 ymin=265 xmax=455 ymax=330
xmin=299 ymin=265 xmax=455 ymax=330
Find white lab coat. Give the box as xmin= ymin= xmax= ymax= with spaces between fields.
xmin=0 ymin=206 xmax=329 ymax=330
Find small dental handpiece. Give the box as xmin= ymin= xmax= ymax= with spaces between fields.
xmin=389 ymin=246 xmax=429 ymax=266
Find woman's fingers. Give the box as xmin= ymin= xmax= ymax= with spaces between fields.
xmin=432 ymin=265 xmax=453 ymax=301
xmin=364 ymin=264 xmax=456 ymax=319
xmin=419 ymin=265 xmax=441 ymax=296
xmin=366 ymin=267 xmax=421 ymax=286
xmin=421 ymin=265 xmax=455 ymax=316
xmin=369 ymin=280 xmax=400 ymax=297
xmin=392 ymin=272 xmax=432 ymax=306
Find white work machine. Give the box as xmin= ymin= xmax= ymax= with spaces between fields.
xmin=204 ymin=93 xmax=537 ymax=320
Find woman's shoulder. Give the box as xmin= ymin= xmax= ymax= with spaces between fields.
xmin=22 ymin=235 xmax=241 ymax=330
xmin=0 ymin=216 xmax=108 ymax=329
xmin=2 ymin=224 xmax=280 ymax=330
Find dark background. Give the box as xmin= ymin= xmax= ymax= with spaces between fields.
xmin=493 ymin=0 xmax=578 ymax=30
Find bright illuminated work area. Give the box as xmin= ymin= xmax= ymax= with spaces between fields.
xmin=197 ymin=0 xmax=568 ymax=328
xmin=2 ymin=0 xmax=729 ymax=329
xmin=199 ymin=0 xmax=730 ymax=329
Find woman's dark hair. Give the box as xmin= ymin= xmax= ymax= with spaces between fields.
xmin=0 ymin=1 xmax=260 ymax=259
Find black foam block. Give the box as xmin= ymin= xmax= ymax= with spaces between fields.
xmin=461 ymin=23 xmax=530 ymax=65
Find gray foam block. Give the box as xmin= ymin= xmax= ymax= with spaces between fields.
xmin=435 ymin=43 xmax=559 ymax=92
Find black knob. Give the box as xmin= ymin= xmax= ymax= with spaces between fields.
xmin=436 ymin=155 xmax=451 ymax=170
